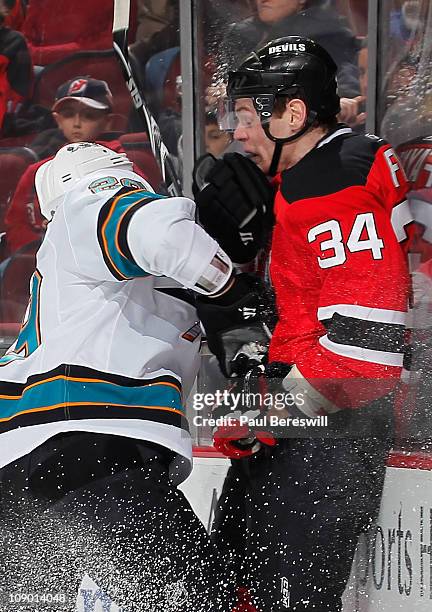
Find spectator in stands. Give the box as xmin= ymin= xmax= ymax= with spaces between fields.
xmin=218 ymin=0 xmax=364 ymax=124
xmin=29 ymin=77 xmax=114 ymax=159
xmin=131 ymin=1 xmax=179 ymax=87
xmin=132 ymin=0 xmax=251 ymax=86
xmin=350 ymin=36 xmax=367 ymax=130
xmin=390 ymin=1 xmax=421 ymax=43
xmin=0 ymin=0 xmax=32 ymax=133
xmin=5 ymin=77 xmax=140 ymax=253
xmin=205 ymin=110 xmax=232 ymax=157
xmin=3 ymin=0 xmax=26 ymax=31
xmin=135 ymin=0 xmax=176 ymax=45
xmin=358 ymin=37 xmax=368 ymax=98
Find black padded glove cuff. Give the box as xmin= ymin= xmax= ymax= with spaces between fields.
xmin=193 ymin=153 xmax=275 ymax=263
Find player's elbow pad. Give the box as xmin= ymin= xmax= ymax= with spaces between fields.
xmin=126 ymin=196 xmax=232 ymax=294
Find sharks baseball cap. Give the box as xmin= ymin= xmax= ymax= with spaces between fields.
xmin=52 ymin=77 xmax=113 ymax=112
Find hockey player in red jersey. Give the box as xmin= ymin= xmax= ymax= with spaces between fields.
xmin=194 ymin=36 xmax=411 ymax=611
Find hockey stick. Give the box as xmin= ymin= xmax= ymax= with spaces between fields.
xmin=112 ymin=0 xmax=183 ymax=196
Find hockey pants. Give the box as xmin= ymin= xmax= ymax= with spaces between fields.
xmin=0 ymin=432 xmax=236 ymax=612
xmin=212 ymin=400 xmax=394 ymax=611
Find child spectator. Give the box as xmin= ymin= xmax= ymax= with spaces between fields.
xmin=5 ymin=77 xmax=142 ymax=253
xmin=205 ymin=110 xmax=232 ymax=157
xmin=0 ymin=0 xmax=32 ymax=133
xmin=29 ymin=77 xmax=115 ymax=159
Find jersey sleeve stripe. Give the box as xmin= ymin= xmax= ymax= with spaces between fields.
xmin=317 ymin=304 xmax=406 ymax=366
xmin=0 ymin=375 xmax=181 ymax=400
xmin=317 ymin=304 xmax=407 ymax=325
xmin=0 ymin=404 xmax=189 ymax=436
xmin=321 ymin=313 xmax=405 ymax=354
xmin=319 ymin=335 xmax=404 ymax=367
xmin=116 ymin=200 xmax=148 ymax=264
xmin=97 ymin=188 xmax=165 ymax=280
xmin=0 ymin=399 xmax=185 ymax=426
xmin=0 ymin=366 xmax=185 ymax=432
xmin=0 ymin=364 xmax=182 ymax=391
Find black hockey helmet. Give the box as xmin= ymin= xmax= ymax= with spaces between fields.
xmin=219 ymin=36 xmax=340 ymax=174
xmin=226 ymin=36 xmax=340 ymax=124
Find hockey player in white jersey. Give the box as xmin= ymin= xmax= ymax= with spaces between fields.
xmin=0 ymin=142 xmax=239 ymax=611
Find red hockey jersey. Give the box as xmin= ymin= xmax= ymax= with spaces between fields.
xmin=269 ymin=127 xmax=411 ymax=409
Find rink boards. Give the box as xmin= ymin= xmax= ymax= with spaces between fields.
xmin=180 ymin=449 xmax=432 ymax=612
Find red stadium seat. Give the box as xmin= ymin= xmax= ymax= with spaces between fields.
xmin=0 ymin=148 xmax=37 ymax=235
xmin=22 ymin=0 xmax=137 ymax=66
xmin=0 ymin=240 xmax=40 ymax=324
xmin=0 ymin=133 xmax=38 ymax=148
xmin=0 ymin=323 xmax=20 ymax=342
xmin=119 ymin=133 xmax=164 ymax=191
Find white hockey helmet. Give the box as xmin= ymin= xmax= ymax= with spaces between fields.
xmin=35 ymin=142 xmax=134 ymax=220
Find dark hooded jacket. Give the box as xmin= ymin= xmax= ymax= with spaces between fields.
xmin=0 ymin=25 xmax=32 ymax=131
xmin=220 ymin=5 xmax=360 ymax=98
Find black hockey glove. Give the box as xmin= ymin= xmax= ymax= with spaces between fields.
xmin=192 ymin=153 xmax=275 ymax=263
xmin=211 ymin=362 xmax=292 ymax=459
xmin=196 ymin=273 xmax=274 ymax=378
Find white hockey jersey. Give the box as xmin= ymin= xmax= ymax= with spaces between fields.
xmin=0 ymin=168 xmax=229 ymax=482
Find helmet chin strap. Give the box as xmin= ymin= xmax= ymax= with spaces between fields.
xmin=263 ymin=111 xmax=317 ymax=176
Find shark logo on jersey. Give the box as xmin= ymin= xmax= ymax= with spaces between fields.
xmin=76 ymin=575 xmax=124 ymax=612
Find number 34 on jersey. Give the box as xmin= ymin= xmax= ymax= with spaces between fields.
xmin=308 ymin=212 xmax=385 ymax=269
